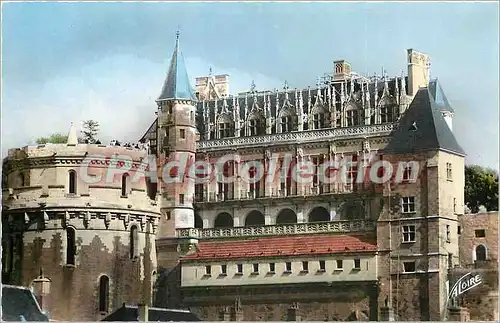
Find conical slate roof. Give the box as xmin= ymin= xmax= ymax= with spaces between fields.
xmin=157 ymin=32 xmax=196 ymax=102
xmin=383 ymin=87 xmax=465 ymax=156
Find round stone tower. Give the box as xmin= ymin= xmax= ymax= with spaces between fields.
xmin=1 ymin=125 xmax=161 ymax=321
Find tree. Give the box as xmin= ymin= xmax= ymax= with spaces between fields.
xmin=81 ymin=120 xmax=100 ymax=144
xmin=36 ymin=133 xmax=68 ymax=144
xmin=465 ymin=165 xmax=499 ymax=213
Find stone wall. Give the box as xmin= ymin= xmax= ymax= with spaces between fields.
xmin=183 ymin=282 xmax=378 ymax=321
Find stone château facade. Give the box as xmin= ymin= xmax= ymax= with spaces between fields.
xmin=1 ymin=129 xmax=161 ymax=321
xmin=2 ymin=32 xmax=498 ymax=322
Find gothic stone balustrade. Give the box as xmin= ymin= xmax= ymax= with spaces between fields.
xmin=197 ymin=124 xmax=395 ymax=151
xmin=176 ymin=219 xmax=376 ymax=239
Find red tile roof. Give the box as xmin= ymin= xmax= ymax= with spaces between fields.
xmin=181 ymin=234 xmax=377 ymax=261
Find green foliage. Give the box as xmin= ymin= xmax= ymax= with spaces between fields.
xmin=35 ymin=133 xmax=68 ymax=144
xmin=81 ymin=120 xmax=100 ymax=144
xmin=465 ymin=165 xmax=499 ymax=213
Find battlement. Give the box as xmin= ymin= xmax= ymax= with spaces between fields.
xmin=7 ymin=143 xmax=148 ymax=161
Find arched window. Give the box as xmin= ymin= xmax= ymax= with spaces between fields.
xmin=214 ymin=213 xmax=234 ymax=228
xmin=194 ymin=213 xmax=203 ymax=229
xmin=308 ymin=206 xmax=330 ymax=222
xmin=66 ymin=227 xmax=76 ymax=265
xmin=130 ymin=225 xmax=139 ymax=259
xmin=276 ymin=209 xmax=297 ymax=224
xmin=245 ymin=210 xmax=265 ymax=226
xmin=98 ymin=275 xmax=110 ymax=312
xmin=121 ymin=173 xmax=129 ymax=197
xmin=68 ymin=170 xmax=77 ymax=194
xmin=475 ymin=245 xmax=487 ymax=262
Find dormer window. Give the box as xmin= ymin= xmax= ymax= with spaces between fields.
xmin=249 ymin=119 xmax=258 ymax=136
xmin=380 ymin=105 xmax=394 ymax=123
xmin=346 ymin=110 xmax=360 ymax=127
xmin=281 ymin=116 xmax=293 ymax=132
xmin=219 ymin=122 xmax=231 ymax=139
xmin=313 ymin=113 xmax=327 ymax=129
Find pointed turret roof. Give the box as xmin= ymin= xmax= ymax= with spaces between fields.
xmin=157 ymin=31 xmax=196 ymax=102
xmin=429 ymin=78 xmax=454 ymax=113
xmin=383 ymin=87 xmax=465 ymax=156
xmin=67 ymin=122 xmax=78 ymax=145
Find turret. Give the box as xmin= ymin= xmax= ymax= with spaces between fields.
xmin=155 ymin=31 xmax=198 ymax=248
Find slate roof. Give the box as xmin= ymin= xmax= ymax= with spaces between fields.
xmin=157 ymin=33 xmax=197 ymax=102
xmin=194 ymin=77 xmax=407 ymax=138
xmin=181 ymin=234 xmax=377 ymax=261
xmin=101 ymin=304 xmax=201 ymax=322
xmin=383 ymin=87 xmax=465 ymax=156
xmin=428 ymin=78 xmax=454 ymax=113
xmin=2 ymin=285 xmax=49 ymax=322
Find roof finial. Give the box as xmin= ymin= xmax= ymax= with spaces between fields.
xmin=209 ymin=67 xmax=213 ymax=76
xmin=316 ymin=77 xmax=322 ymax=88
xmin=283 ymin=80 xmax=289 ymax=91
xmin=250 ymin=80 xmax=256 ymax=93
xmin=176 ymin=28 xmax=180 ymax=41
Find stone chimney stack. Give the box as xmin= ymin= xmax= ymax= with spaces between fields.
xmin=333 ymin=60 xmax=352 ymax=81
xmin=195 ymin=74 xmax=230 ymax=100
xmin=407 ymin=49 xmax=430 ymax=97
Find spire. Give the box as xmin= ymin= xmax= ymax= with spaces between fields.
xmin=157 ymin=31 xmax=196 ymax=102
xmin=67 ymin=122 xmax=78 ymax=145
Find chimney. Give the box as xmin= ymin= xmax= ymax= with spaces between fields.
xmin=195 ymin=74 xmax=230 ymax=100
xmin=407 ymin=49 xmax=430 ymax=97
xmin=138 ymin=304 xmax=149 ymax=322
xmin=333 ymin=60 xmax=352 ymax=81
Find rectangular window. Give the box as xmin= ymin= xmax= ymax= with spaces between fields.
xmin=205 ymin=265 xmax=211 ymax=275
xmin=446 ymin=162 xmax=452 ymax=181
xmin=475 ymin=229 xmax=486 ymax=238
xmin=253 ymin=263 xmax=259 ymax=273
xmin=336 ymin=259 xmax=343 ymax=270
xmin=446 ymin=225 xmax=451 ymax=242
xmin=403 ymin=261 xmax=416 ymax=273
xmin=401 ymin=196 xmax=416 ymax=213
xmin=249 ymin=120 xmax=258 ymax=136
xmin=221 ymin=264 xmax=227 ymax=275
xmin=179 ymin=129 xmax=185 ymax=139
xmin=319 ymin=260 xmax=326 ymax=271
xmin=402 ymin=225 xmax=416 ymax=242
xmin=448 ymin=253 xmax=453 ymax=269
xmin=346 ymin=110 xmax=359 ymax=127
xmin=179 ymin=194 xmax=184 ymax=205
xmin=219 ymin=122 xmax=231 ymax=138
xmin=453 ymin=198 xmax=457 ymax=213
xmin=195 ymin=184 xmax=204 ymax=202
xmin=281 ymin=116 xmax=293 ymax=132
xmin=285 ymin=262 xmax=292 ymax=272
xmin=237 ymin=264 xmax=243 ymax=274
xmin=302 ymin=261 xmax=309 ymax=272
xmin=458 ymin=226 xmax=461 ymax=235
xmin=354 ymin=259 xmax=361 ymax=270
xmin=269 ymin=263 xmax=275 ymax=273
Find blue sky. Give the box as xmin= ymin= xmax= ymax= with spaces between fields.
xmin=2 ymin=2 xmax=499 ymax=170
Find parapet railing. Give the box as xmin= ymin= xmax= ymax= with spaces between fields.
xmin=176 ymin=219 xmax=376 ymax=239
